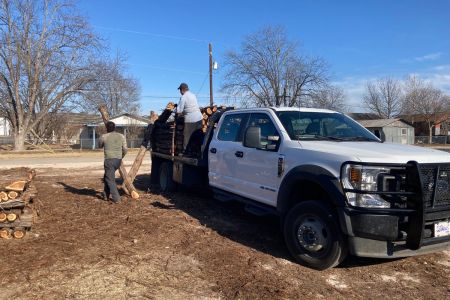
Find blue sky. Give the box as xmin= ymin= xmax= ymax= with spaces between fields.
xmin=78 ymin=0 xmax=450 ymax=114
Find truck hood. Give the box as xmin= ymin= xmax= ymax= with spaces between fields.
xmin=298 ymin=141 xmax=450 ymax=164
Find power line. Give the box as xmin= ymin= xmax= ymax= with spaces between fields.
xmin=196 ymin=72 xmax=210 ymax=94
xmin=93 ymin=25 xmax=233 ymax=48
xmin=128 ymin=63 xmax=205 ymax=75
xmin=94 ymin=25 xmax=209 ymax=43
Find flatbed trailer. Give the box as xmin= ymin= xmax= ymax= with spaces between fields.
xmin=150 ymin=106 xmax=233 ymax=191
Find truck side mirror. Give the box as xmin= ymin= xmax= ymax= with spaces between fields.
xmin=243 ymin=126 xmax=261 ymax=148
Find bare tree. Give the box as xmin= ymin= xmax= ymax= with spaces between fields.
xmin=306 ymin=85 xmax=347 ymax=112
xmin=0 ymin=0 xmax=99 ymax=150
xmin=403 ymin=75 xmax=448 ymax=143
xmin=221 ymin=26 xmax=329 ymax=107
xmin=363 ymin=77 xmax=403 ymax=119
xmin=81 ymin=52 xmax=141 ymax=116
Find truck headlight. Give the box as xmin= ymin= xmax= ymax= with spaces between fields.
xmin=341 ymin=164 xmax=392 ymax=208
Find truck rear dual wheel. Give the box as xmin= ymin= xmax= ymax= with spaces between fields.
xmin=283 ymin=201 xmax=347 ymax=270
xmin=159 ymin=161 xmax=176 ymax=192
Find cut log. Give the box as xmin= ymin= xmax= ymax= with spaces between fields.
xmin=8 ymin=191 xmax=18 ymax=199
xmin=5 ymin=180 xmax=27 ymax=192
xmin=13 ymin=228 xmax=26 ymax=239
xmin=0 ymin=191 xmax=8 ymax=202
xmin=128 ymin=145 xmax=147 ymax=183
xmin=155 ymin=103 xmax=175 ymax=124
xmin=98 ymin=105 xmax=139 ymax=199
xmin=27 ymin=169 xmax=36 ymax=182
xmin=0 ymin=212 xmax=6 ymax=222
xmin=6 ymin=213 xmax=17 ymax=222
xmin=0 ymin=228 xmax=12 ymax=239
xmin=20 ymin=184 xmax=37 ymax=203
xmin=0 ymin=200 xmax=25 ymax=210
xmin=166 ymin=102 xmax=176 ymax=110
xmin=0 ymin=211 xmax=33 ymax=228
xmin=128 ymin=114 xmax=154 ymax=182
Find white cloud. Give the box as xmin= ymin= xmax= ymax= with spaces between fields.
xmin=414 ymin=52 xmax=443 ymax=62
xmin=432 ymin=64 xmax=450 ymax=71
xmin=332 ymin=77 xmax=372 ymax=112
xmin=428 ymin=74 xmax=450 ymax=90
xmin=333 ymin=70 xmax=450 ymax=113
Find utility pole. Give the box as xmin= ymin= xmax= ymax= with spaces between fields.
xmin=209 ymin=43 xmax=213 ymax=106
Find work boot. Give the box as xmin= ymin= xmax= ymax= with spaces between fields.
xmin=110 ymin=197 xmax=120 ymax=204
xmin=100 ymin=192 xmax=109 ymax=201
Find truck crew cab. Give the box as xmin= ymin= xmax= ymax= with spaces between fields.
xmin=151 ymin=107 xmax=450 ymax=270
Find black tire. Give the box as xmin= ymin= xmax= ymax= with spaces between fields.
xmin=159 ymin=161 xmax=176 ymax=192
xmin=283 ymin=201 xmax=347 ymax=270
xmin=150 ymin=156 xmax=161 ymax=184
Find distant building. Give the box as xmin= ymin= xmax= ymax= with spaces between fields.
xmin=347 ymin=112 xmax=379 ymax=121
xmin=357 ymin=119 xmax=415 ymax=144
xmin=400 ymin=113 xmax=449 ymax=137
xmin=82 ymin=113 xmax=151 ymax=149
xmin=0 ymin=117 xmax=11 ymax=136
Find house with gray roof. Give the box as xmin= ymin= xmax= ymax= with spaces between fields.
xmin=357 ymin=118 xmax=415 ymax=144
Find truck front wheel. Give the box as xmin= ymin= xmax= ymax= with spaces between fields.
xmin=283 ymin=201 xmax=347 ymax=270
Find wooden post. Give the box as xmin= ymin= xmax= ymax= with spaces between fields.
xmin=92 ymin=127 xmax=96 ymax=150
xmin=209 ymin=43 xmax=214 ymax=106
xmin=98 ymin=105 xmax=139 ymax=199
xmin=128 ymin=115 xmax=155 ymax=182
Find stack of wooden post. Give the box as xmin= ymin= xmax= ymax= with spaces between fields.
xmin=0 ymin=170 xmax=37 ymax=240
xmin=174 ymin=115 xmax=185 ymax=155
xmin=200 ymin=105 xmax=218 ymax=133
xmin=151 ymin=103 xmax=176 ymax=155
xmin=152 ymin=103 xmax=219 ymax=156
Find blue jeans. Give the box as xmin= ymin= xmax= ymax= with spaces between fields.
xmin=104 ymin=158 xmax=121 ymax=202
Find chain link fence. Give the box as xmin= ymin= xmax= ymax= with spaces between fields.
xmin=0 ymin=137 xmax=144 ymax=150
xmin=0 ymin=136 xmax=14 ymax=145
xmin=415 ymin=136 xmax=450 ymax=144
xmin=74 ymin=138 xmax=144 ymax=150
xmin=4 ymin=135 xmax=450 ymax=148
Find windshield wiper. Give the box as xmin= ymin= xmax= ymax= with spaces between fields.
xmin=340 ymin=136 xmax=379 ymax=142
xmin=299 ymin=135 xmax=346 ymax=141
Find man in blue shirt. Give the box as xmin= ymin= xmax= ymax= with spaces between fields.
xmin=177 ymin=83 xmax=203 ymax=152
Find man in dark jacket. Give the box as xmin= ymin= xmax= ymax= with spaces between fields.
xmin=99 ymin=121 xmax=127 ymax=203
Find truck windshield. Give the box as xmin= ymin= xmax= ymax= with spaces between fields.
xmin=275 ymin=111 xmax=380 ymax=142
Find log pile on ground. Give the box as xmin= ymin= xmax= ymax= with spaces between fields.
xmin=0 ymin=169 xmax=37 ymax=239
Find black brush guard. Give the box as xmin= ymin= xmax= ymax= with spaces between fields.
xmin=405 ymin=161 xmax=450 ymax=250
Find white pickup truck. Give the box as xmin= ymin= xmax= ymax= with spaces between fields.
xmin=150 ymin=107 xmax=450 ymax=270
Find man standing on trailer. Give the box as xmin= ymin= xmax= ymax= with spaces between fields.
xmin=177 ymin=83 xmax=203 ymax=152
xmin=99 ymin=121 xmax=127 ymax=203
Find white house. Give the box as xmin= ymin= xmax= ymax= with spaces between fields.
xmin=0 ymin=117 xmax=11 ymax=136
xmin=82 ymin=113 xmax=150 ymax=149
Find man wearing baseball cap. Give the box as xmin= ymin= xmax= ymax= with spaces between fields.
xmin=177 ymin=83 xmax=203 ymax=153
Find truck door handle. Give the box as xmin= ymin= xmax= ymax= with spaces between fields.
xmin=235 ymin=151 xmax=244 ymax=158
xmin=210 ymin=148 xmax=217 ymax=154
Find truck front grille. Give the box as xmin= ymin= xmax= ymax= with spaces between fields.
xmin=418 ymin=164 xmax=450 ymax=208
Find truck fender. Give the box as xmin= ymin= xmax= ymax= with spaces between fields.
xmin=277 ymin=165 xmax=346 ymax=216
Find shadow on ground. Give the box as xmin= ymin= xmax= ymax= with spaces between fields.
xmin=133 ymin=174 xmax=399 ymax=269
xmin=57 ymin=181 xmax=102 ymax=199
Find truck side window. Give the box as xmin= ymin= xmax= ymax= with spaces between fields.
xmin=248 ymin=113 xmax=280 ymax=150
xmin=218 ymin=113 xmax=249 ymax=142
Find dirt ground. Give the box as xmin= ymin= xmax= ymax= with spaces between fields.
xmin=1 ymin=166 xmax=450 ymax=300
